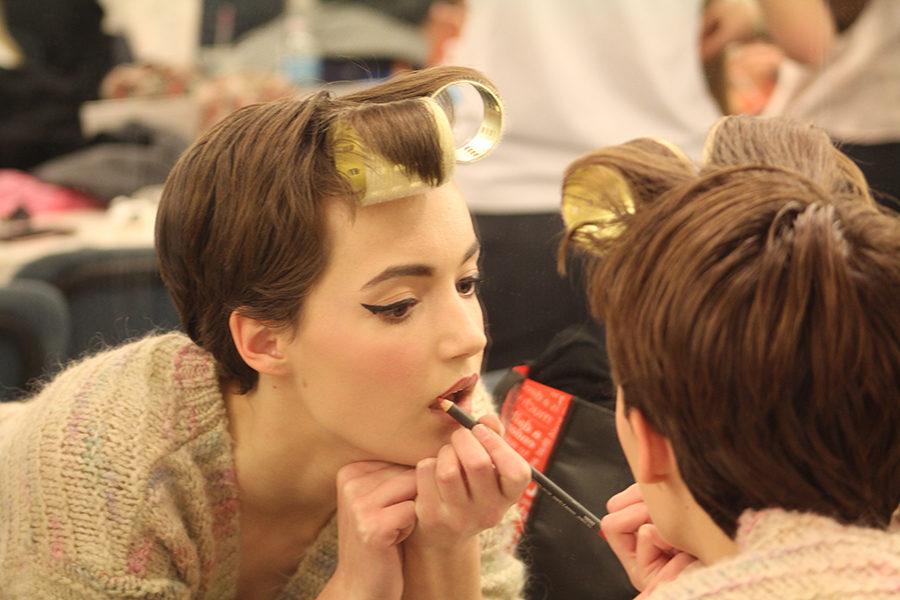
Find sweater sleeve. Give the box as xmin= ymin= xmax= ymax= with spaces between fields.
xmin=0 ymin=334 xmax=239 ymax=599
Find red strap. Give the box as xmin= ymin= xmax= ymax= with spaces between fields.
xmin=500 ymin=369 xmax=574 ymax=538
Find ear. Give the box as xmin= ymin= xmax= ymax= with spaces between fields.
xmin=626 ymin=408 xmax=678 ymax=485
xmin=228 ymin=310 xmax=291 ymax=377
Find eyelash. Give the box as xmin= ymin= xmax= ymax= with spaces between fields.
xmin=361 ymin=275 xmax=483 ymax=323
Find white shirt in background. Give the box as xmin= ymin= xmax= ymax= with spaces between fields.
xmin=445 ymin=0 xmax=721 ymax=214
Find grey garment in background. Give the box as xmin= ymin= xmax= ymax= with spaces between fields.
xmin=199 ymin=0 xmax=284 ymax=46
xmin=32 ymin=122 xmax=188 ymax=203
xmin=321 ymin=0 xmax=433 ymax=25
xmin=12 ymin=247 xmax=181 ymax=362
xmin=312 ymin=2 xmax=429 ymax=66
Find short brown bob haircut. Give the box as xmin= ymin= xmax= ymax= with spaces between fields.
xmin=156 ymin=66 xmax=495 ymax=392
xmin=562 ymin=116 xmax=900 ymax=537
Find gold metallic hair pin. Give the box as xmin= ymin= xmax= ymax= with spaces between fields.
xmin=332 ymin=79 xmax=504 ymax=206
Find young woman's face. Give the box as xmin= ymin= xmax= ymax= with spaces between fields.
xmin=281 ymin=183 xmax=486 ymax=465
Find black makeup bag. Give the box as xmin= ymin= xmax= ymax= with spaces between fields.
xmin=495 ymin=323 xmax=636 ymax=600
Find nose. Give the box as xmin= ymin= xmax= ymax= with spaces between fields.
xmin=438 ymin=295 xmax=487 ymax=362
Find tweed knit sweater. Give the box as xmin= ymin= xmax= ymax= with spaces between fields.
xmin=0 ymin=333 xmax=526 ymax=599
xmin=649 ymin=509 xmax=900 ymax=599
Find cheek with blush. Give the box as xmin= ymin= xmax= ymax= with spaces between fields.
xmin=359 ymin=338 xmax=426 ymax=390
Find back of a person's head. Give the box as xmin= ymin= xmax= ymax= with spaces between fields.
xmin=562 ymin=116 xmax=900 ymax=537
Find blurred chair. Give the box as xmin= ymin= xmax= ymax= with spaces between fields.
xmin=0 ymin=279 xmax=70 ymax=401
xmin=12 ymin=247 xmax=181 ymax=361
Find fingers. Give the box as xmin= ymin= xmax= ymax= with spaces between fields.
xmin=365 ymin=469 xmax=418 ymax=507
xmin=337 ymin=461 xmax=412 ymax=496
xmin=476 ymin=413 xmax=505 ymax=436
xmin=433 ymin=444 xmax=469 ymax=505
xmin=449 ymin=426 xmax=497 ymax=499
xmin=635 ymin=523 xmax=673 ymax=575
xmin=336 ymin=463 xmax=419 ymax=550
xmin=601 ymin=488 xmax=696 ymax=594
xmin=471 ymin=424 xmax=531 ymax=500
xmin=415 ymin=457 xmax=440 ymax=507
xmin=652 ymin=551 xmax=697 ymax=587
xmin=409 ymin=421 xmax=530 ymax=545
xmin=601 ymin=497 xmax=650 ymax=558
xmin=606 ymin=482 xmax=644 ymax=513
xmin=378 ymin=500 xmax=418 ymax=545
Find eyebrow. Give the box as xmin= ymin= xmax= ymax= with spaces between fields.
xmin=360 ymin=240 xmax=481 ymax=290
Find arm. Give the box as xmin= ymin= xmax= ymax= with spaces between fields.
xmin=701 ymin=0 xmax=836 ymax=66
xmin=757 ymin=0 xmax=836 ymax=66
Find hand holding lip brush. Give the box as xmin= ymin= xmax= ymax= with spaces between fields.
xmin=439 ymin=399 xmax=605 ymax=536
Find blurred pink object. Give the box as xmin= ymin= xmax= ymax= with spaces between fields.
xmin=0 ymin=170 xmax=103 ymax=218
xmin=101 ymin=63 xmax=197 ymax=99
xmin=194 ymin=72 xmax=299 ymax=131
xmin=725 ymin=42 xmax=785 ymax=115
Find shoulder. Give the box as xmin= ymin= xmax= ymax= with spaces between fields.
xmin=650 ymin=509 xmax=900 ymax=599
xmin=4 ymin=332 xmax=223 ymax=444
xmin=0 ymin=333 xmax=236 ymax=594
xmin=1 ymin=331 xmax=227 ymax=485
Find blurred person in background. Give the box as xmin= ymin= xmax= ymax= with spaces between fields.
xmin=762 ymin=0 xmax=900 ymax=212
xmin=314 ymin=0 xmax=465 ymax=81
xmin=447 ymin=0 xmax=838 ymax=374
xmin=0 ymin=0 xmax=121 ymax=170
xmin=702 ymin=0 xmax=899 ymax=211
xmin=446 ymin=0 xmax=721 ymax=373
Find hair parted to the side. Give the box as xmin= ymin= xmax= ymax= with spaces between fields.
xmin=156 ymin=66 xmax=497 ymax=393
xmin=562 ymin=116 xmax=900 ymax=537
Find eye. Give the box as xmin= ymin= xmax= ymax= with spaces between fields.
xmin=457 ymin=274 xmax=482 ymax=297
xmin=361 ymin=299 xmax=419 ymax=323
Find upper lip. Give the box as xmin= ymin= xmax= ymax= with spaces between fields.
xmin=437 ymin=374 xmax=479 ymax=401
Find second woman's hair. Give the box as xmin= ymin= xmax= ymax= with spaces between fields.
xmin=562 ymin=116 xmax=900 ymax=536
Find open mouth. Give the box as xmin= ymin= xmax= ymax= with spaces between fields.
xmin=430 ymin=374 xmax=478 ymax=411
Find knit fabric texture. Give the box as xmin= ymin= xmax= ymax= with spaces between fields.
xmin=649 ymin=508 xmax=900 ymax=599
xmin=0 ymin=333 xmax=525 ymax=599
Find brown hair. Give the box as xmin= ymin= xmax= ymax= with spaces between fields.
xmin=562 ymin=116 xmax=900 ymax=536
xmin=156 ymin=66 xmax=496 ymax=392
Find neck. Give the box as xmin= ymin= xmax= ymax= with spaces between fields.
xmin=224 ymin=377 xmax=347 ymax=532
xmin=665 ymin=482 xmax=740 ymax=566
xmin=690 ymin=515 xmax=740 ymax=565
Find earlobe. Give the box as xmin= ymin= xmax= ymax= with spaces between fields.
xmin=627 ymin=408 xmax=677 ymax=484
xmin=228 ymin=311 xmax=290 ymax=377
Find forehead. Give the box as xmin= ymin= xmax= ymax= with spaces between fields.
xmin=324 ymin=183 xmax=476 ymax=279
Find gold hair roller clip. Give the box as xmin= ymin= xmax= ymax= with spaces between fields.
xmin=332 ymin=79 xmax=504 ymax=206
xmin=431 ymin=78 xmax=504 ymax=165
xmin=561 ymin=165 xmax=635 ymax=247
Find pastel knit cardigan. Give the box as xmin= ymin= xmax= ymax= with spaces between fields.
xmin=649 ymin=509 xmax=900 ymax=599
xmin=0 ymin=333 xmax=525 ymax=599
